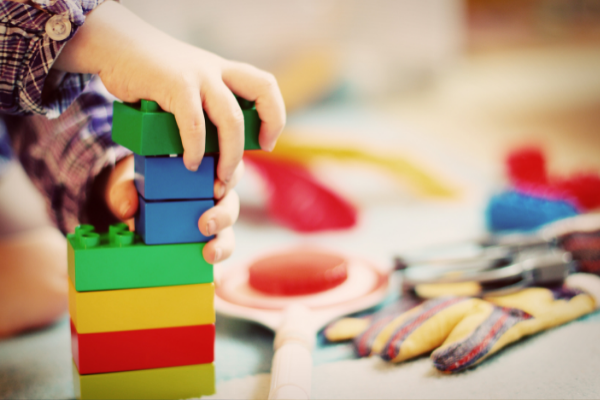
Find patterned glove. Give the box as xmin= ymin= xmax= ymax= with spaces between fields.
xmin=325 ymin=273 xmax=600 ymax=372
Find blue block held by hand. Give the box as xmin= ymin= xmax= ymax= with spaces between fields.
xmin=136 ymin=196 xmax=215 ymax=245
xmin=134 ymin=154 xmax=215 ymax=201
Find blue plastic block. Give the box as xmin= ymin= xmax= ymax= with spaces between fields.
xmin=486 ymin=190 xmax=579 ymax=233
xmin=136 ymin=196 xmax=215 ymax=245
xmin=134 ymin=155 xmax=215 ymax=201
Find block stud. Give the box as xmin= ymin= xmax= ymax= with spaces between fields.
xmin=79 ymin=232 xmax=100 ymax=249
xmin=109 ymin=223 xmax=130 ymax=244
xmin=114 ymin=231 xmax=135 ymax=247
xmin=75 ymin=224 xmax=95 ymax=239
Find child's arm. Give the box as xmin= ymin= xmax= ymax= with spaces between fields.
xmin=53 ymin=1 xmax=286 ymax=183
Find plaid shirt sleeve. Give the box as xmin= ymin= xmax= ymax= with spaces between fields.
xmin=6 ymin=77 xmax=131 ymax=234
xmin=0 ymin=0 xmax=105 ymax=117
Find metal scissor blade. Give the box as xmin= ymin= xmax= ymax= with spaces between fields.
xmin=401 ymin=249 xmax=572 ymax=297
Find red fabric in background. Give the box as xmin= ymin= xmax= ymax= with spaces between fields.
xmin=244 ymin=154 xmax=357 ymax=232
xmin=506 ymin=147 xmax=600 ymax=212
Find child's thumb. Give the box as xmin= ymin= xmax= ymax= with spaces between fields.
xmin=103 ymin=155 xmax=138 ymax=222
xmin=107 ymin=179 xmax=139 ymax=221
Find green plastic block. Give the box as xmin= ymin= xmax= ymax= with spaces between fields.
xmin=112 ymin=98 xmax=261 ymax=156
xmin=73 ymin=361 xmax=215 ymax=400
xmin=67 ymin=224 xmax=212 ymax=292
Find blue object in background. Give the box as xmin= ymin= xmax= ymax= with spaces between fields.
xmin=486 ymin=190 xmax=579 ymax=233
xmin=134 ymin=154 xmax=215 ymax=200
xmin=136 ymin=196 xmax=215 ymax=244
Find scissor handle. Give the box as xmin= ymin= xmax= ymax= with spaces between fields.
xmin=560 ymin=230 xmax=600 ymax=274
xmin=402 ymin=249 xmax=572 ymax=296
xmin=269 ymin=304 xmax=314 ymax=400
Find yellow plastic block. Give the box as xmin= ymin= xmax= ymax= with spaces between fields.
xmin=69 ymin=278 xmax=214 ymax=333
xmin=73 ymin=361 xmax=215 ymax=399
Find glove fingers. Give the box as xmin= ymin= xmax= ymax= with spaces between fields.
xmin=433 ymin=285 xmax=596 ymax=373
xmin=432 ymin=305 xmax=532 ymax=373
xmin=324 ymin=317 xmax=371 ymax=342
xmin=352 ymin=297 xmax=423 ymax=357
xmin=354 ymin=314 xmax=397 ymax=357
xmin=565 ymin=273 xmax=600 ymax=308
xmin=331 ymin=278 xmax=598 ymax=371
xmin=487 ymin=287 xmax=595 ymax=329
xmin=377 ymin=297 xmax=477 ymax=362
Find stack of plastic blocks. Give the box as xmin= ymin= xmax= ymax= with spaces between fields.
xmin=68 ymin=98 xmax=261 ymax=400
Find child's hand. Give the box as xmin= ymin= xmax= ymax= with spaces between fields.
xmin=55 ymin=1 xmax=286 ymax=185
xmin=53 ymin=2 xmax=286 ymax=263
xmin=103 ymin=155 xmax=243 ymax=264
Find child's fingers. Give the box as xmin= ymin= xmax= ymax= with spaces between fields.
xmin=202 ymin=226 xmax=235 ymax=264
xmin=214 ymin=160 xmax=245 ymax=200
xmin=202 ymin=82 xmax=244 ymax=184
xmin=104 ymin=155 xmax=139 ymax=221
xmin=108 ymin=180 xmax=138 ymax=221
xmin=171 ymin=83 xmax=206 ymax=172
xmin=222 ymin=62 xmax=286 ymax=152
xmin=198 ymin=189 xmax=240 ymax=237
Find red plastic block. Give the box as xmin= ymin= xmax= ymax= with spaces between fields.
xmin=71 ymin=320 xmax=215 ymax=375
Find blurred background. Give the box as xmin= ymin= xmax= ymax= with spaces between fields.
xmin=121 ymin=0 xmax=600 ymax=260
xmin=2 ymin=2 xmax=600 ymax=399
xmin=122 ymin=0 xmax=600 ymax=173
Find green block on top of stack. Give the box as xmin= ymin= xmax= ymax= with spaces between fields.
xmin=112 ymin=98 xmax=261 ymax=156
xmin=67 ymin=224 xmax=212 ymax=292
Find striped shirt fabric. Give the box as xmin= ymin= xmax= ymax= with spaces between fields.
xmin=0 ymin=0 xmax=130 ymax=233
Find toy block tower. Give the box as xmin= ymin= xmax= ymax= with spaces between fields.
xmin=68 ymin=98 xmax=261 ymax=400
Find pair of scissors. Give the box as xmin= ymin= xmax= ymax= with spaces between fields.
xmin=396 ymin=214 xmax=600 ymax=296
